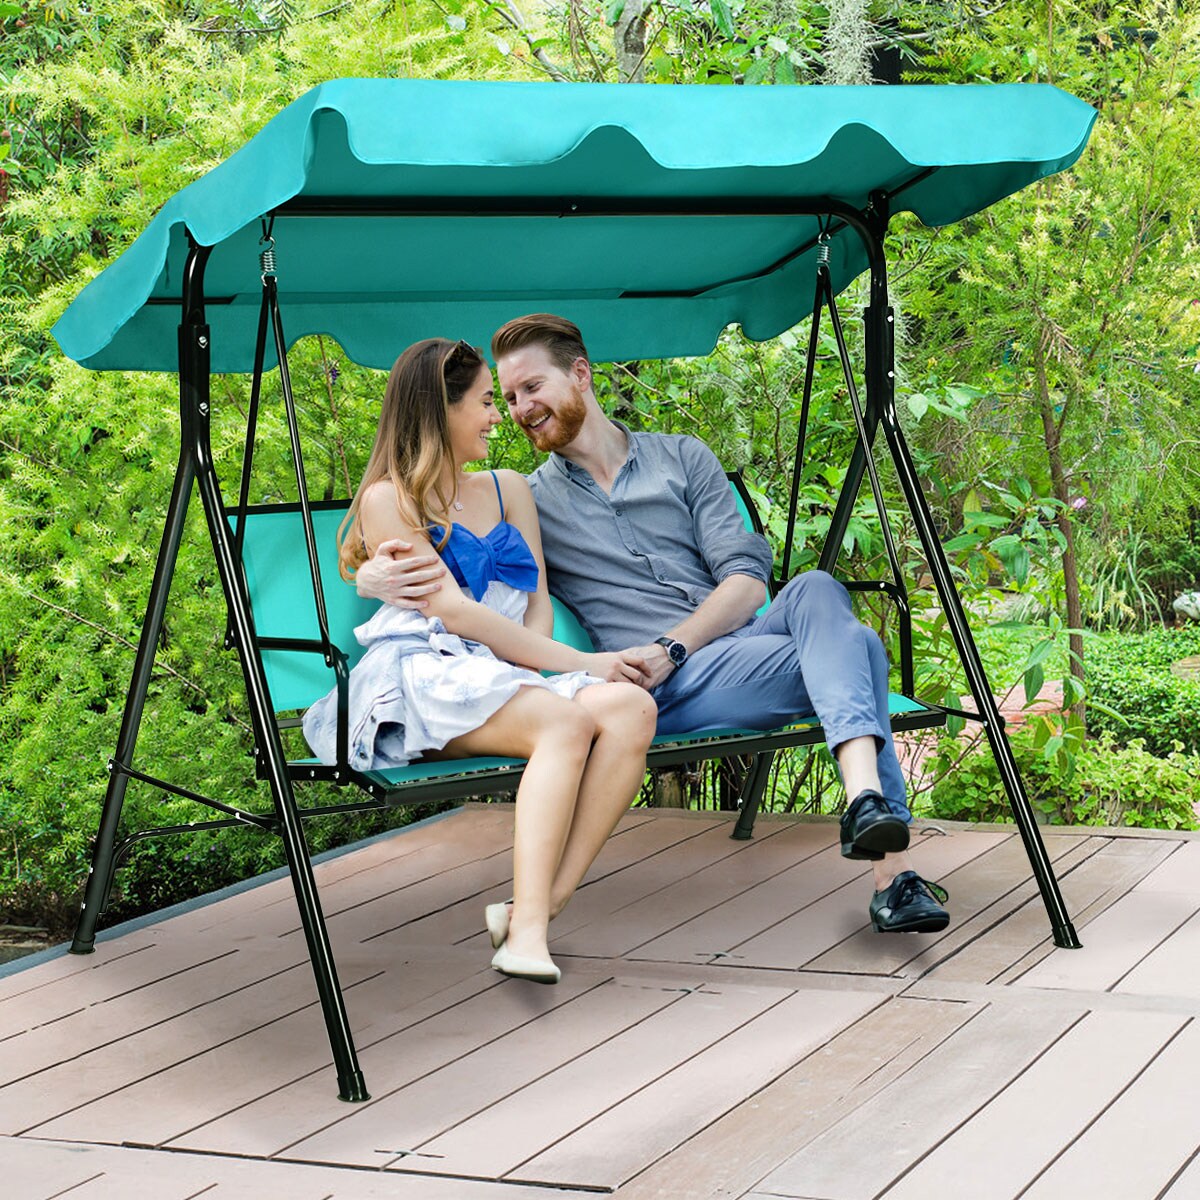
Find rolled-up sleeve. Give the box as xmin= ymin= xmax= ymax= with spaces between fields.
xmin=681 ymin=438 xmax=773 ymax=584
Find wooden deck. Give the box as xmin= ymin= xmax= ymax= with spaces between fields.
xmin=5 ymin=805 xmax=1200 ymax=1200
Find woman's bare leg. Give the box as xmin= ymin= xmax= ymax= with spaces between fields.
xmin=547 ymin=682 xmax=657 ymax=918
xmin=442 ymin=688 xmax=595 ymax=963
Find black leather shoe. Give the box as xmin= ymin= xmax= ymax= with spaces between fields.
xmin=870 ymin=871 xmax=950 ymax=933
xmin=839 ymin=790 xmax=910 ymax=860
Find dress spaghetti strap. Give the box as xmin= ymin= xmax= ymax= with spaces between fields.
xmin=489 ymin=470 xmax=505 ymax=520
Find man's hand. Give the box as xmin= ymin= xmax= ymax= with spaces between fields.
xmin=620 ymin=642 xmax=678 ymax=691
xmin=580 ymin=650 xmax=651 ymax=686
xmin=355 ymin=538 xmax=446 ymax=608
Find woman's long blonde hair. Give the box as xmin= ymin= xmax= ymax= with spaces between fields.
xmin=338 ymin=338 xmax=487 ymax=580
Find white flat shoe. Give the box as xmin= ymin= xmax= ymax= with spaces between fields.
xmin=491 ymin=942 xmax=560 ymax=984
xmin=485 ymin=901 xmax=511 ymax=950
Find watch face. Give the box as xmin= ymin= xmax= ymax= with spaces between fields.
xmin=667 ymin=640 xmax=687 ymax=665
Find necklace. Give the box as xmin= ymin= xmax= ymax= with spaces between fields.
xmin=452 ymin=497 xmax=464 ymax=511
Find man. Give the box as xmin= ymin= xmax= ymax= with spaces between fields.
xmin=357 ymin=314 xmax=949 ymax=932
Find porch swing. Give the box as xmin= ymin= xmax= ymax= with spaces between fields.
xmin=51 ymin=77 xmax=1097 ymax=1102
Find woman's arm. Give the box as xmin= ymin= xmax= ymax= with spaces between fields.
xmin=359 ymin=482 xmax=640 ymax=681
xmin=496 ymin=470 xmax=554 ymax=638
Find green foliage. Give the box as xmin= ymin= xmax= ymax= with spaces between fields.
xmin=919 ymin=725 xmax=1200 ymax=831
xmin=1085 ymin=627 xmax=1200 ymax=756
xmin=5 ymin=0 xmax=1200 ymax=936
xmin=0 ymin=0 xmax=529 ymax=928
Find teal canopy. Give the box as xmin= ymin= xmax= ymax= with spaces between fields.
xmin=52 ymin=78 xmax=1095 ymax=372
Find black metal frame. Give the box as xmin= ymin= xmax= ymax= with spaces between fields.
xmin=69 ymin=183 xmax=1080 ymax=1104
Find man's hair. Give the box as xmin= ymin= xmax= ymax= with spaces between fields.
xmin=491 ymin=313 xmax=589 ymax=374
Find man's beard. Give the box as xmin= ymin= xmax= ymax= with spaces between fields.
xmin=524 ymin=384 xmax=587 ymax=453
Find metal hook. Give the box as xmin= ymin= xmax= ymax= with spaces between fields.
xmin=816 ymin=231 xmax=831 ymax=269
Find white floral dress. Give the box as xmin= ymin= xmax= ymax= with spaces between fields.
xmin=302 ymin=510 xmax=598 ymax=772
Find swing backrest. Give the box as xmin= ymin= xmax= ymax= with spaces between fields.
xmin=236 ymin=473 xmax=764 ymax=714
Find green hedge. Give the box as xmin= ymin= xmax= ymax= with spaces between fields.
xmin=1086 ymin=627 xmax=1200 ymax=756
xmin=918 ymin=724 xmax=1200 ymax=831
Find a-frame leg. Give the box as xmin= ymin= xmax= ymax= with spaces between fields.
xmin=179 ymin=283 xmax=371 ymax=1100
xmin=874 ymin=356 xmax=1081 ymax=948
xmin=71 ymin=456 xmax=196 ymax=953
xmin=810 ymin=203 xmax=1079 ymax=949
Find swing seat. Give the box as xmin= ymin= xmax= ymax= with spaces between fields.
xmin=237 ymin=484 xmax=947 ymax=822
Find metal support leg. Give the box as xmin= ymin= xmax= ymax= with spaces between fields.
xmin=876 ymin=394 xmax=1081 ymax=948
xmin=71 ymin=456 xmax=196 ymax=953
xmin=181 ymin=295 xmax=370 ymax=1099
xmin=731 ymin=753 xmax=776 ymax=840
xmin=810 ymin=200 xmax=1079 ymax=949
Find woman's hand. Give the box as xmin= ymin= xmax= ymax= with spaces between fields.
xmin=356 ymin=538 xmax=446 ymax=608
xmin=581 ymin=650 xmax=651 ymax=686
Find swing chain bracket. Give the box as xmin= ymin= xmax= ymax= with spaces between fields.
xmin=816 ymin=229 xmax=831 ymax=269
xmin=260 ymin=215 xmax=277 ymax=282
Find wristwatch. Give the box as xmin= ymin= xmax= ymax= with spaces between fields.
xmin=654 ymin=636 xmax=688 ymax=667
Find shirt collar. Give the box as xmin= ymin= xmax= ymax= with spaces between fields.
xmin=548 ymin=420 xmax=637 ymax=480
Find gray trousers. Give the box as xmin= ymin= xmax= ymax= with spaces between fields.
xmin=652 ymin=570 xmax=910 ymax=819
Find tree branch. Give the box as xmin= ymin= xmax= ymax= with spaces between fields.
xmin=490 ymin=0 xmax=571 ymax=81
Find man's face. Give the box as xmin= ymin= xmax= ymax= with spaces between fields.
xmin=496 ymin=343 xmax=588 ymax=454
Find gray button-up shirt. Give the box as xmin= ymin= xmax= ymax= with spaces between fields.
xmin=528 ymin=424 xmax=772 ymax=651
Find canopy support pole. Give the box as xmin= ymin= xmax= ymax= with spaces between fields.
xmin=829 ymin=200 xmax=1080 ymax=950
xmin=71 ymin=238 xmax=371 ymax=1100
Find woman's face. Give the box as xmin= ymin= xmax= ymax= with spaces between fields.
xmin=446 ymin=362 xmax=503 ymax=466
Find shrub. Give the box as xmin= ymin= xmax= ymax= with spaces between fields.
xmin=1086 ymin=627 xmax=1200 ymax=756
xmin=918 ymin=726 xmax=1200 ymax=831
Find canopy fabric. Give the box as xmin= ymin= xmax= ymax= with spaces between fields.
xmin=52 ymin=78 xmax=1095 ymax=372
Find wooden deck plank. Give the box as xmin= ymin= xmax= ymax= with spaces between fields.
xmin=735 ymin=828 xmax=1010 ymax=972
xmin=804 ymin=832 xmax=1086 ymax=980
xmin=625 ymin=840 xmax=882 ymax=967
xmin=180 ymin=806 xmax=522 ymax=942
xmin=511 ymin=986 xmax=884 ymax=1190
xmin=552 ymin=821 xmax=839 ymax=961
xmin=13 ymin=955 xmax=486 ymax=1141
xmin=877 ymin=1008 xmax=1187 ymax=1200
xmin=308 ymin=809 xmax=682 ymax=951
xmin=0 ymin=939 xmax=239 ymax=1030
xmin=1162 ymin=1150 xmax=1200 ymax=1198
xmin=926 ymin=834 xmax=1171 ymax=986
xmin=0 ymin=1136 xmax=587 ymax=1199
xmin=0 ymin=940 xmax=312 ymax=1085
xmin=1015 ymin=888 xmax=1200 ymax=993
xmin=274 ymin=973 xmax=684 ymax=1167
xmin=616 ymin=996 xmax=982 ymax=1200
xmin=3 ymin=814 xmax=1197 ymax=1200
xmin=164 ymin=966 xmax=616 ymax=1157
xmin=0 ymin=934 xmax=162 ymax=1006
xmin=1115 ymin=907 xmax=1200 ymax=998
xmin=754 ymin=1001 xmax=1081 ymax=1200
xmin=1019 ymin=1018 xmax=1200 ymax=1200
xmin=1131 ymin=839 xmax=1200 ymax=896
xmin=543 ymin=817 xmax=802 ymax=948
xmin=392 ymin=811 xmax=749 ymax=950
xmin=406 ymin=979 xmax=801 ymax=1183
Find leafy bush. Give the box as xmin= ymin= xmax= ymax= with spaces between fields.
xmin=1086 ymin=627 xmax=1200 ymax=756
xmin=918 ymin=726 xmax=1200 ymax=831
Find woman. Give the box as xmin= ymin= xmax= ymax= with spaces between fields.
xmin=303 ymin=338 xmax=656 ymax=984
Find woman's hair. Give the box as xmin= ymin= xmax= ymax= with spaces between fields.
xmin=338 ymin=338 xmax=487 ymax=580
xmin=490 ymin=313 xmax=589 ymax=374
